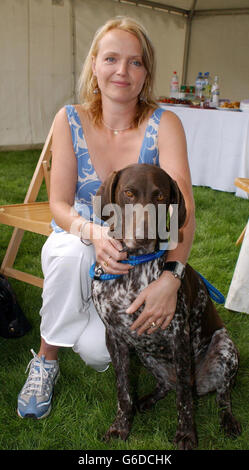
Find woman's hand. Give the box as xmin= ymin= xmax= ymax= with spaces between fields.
xmin=91 ymin=223 xmax=133 ymax=275
xmin=126 ymin=272 xmax=181 ymax=335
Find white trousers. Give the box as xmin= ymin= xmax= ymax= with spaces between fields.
xmin=40 ymin=231 xmax=111 ymax=372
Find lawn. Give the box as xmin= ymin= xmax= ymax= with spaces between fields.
xmin=0 ymin=150 xmax=249 ymax=451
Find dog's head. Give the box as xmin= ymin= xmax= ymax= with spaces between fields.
xmin=93 ymin=163 xmax=186 ymax=252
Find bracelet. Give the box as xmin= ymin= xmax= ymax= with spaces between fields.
xmin=80 ymin=220 xmax=92 ymax=246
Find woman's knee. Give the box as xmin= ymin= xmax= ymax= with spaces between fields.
xmin=73 ymin=331 xmax=111 ymax=372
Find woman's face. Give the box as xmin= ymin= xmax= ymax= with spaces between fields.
xmin=92 ymin=28 xmax=147 ymax=105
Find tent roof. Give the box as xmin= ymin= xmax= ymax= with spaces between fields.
xmin=122 ymin=0 xmax=249 ymax=16
xmin=157 ymin=0 xmax=249 ymax=9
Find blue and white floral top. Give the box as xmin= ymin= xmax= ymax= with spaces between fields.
xmin=51 ymin=105 xmax=165 ymax=232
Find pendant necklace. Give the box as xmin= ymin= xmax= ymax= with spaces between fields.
xmin=102 ymin=119 xmax=133 ymax=135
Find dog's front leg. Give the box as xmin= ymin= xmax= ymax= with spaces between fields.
xmin=104 ymin=328 xmax=134 ymax=441
xmin=173 ymin=320 xmax=198 ymax=450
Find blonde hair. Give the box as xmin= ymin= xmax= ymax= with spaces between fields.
xmin=77 ymin=16 xmax=158 ymax=127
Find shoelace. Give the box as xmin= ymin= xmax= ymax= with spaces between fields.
xmin=23 ymin=349 xmax=50 ymax=396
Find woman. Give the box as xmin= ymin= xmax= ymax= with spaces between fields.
xmin=17 ymin=16 xmax=195 ymax=419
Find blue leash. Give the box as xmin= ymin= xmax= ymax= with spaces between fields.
xmin=89 ymin=250 xmax=166 ymax=281
xmin=197 ymin=272 xmax=225 ymax=304
xmin=89 ymin=250 xmax=225 ymax=304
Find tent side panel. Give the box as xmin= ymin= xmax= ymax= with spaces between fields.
xmin=187 ymin=14 xmax=249 ymax=101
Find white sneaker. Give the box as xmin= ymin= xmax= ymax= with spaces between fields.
xmin=17 ymin=349 xmax=59 ymax=419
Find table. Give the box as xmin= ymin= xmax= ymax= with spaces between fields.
xmin=160 ymin=105 xmax=249 ymax=197
xmin=225 ymin=220 xmax=249 ymax=314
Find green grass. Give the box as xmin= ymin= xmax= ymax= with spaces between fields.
xmin=0 ymin=150 xmax=249 ymax=450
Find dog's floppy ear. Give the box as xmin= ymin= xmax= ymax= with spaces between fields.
xmin=93 ymin=170 xmax=121 ymax=222
xmin=97 ymin=170 xmax=120 ymax=205
xmin=170 ymin=178 xmax=186 ymax=229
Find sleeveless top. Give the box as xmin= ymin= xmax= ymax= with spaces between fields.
xmin=51 ymin=105 xmax=165 ymax=233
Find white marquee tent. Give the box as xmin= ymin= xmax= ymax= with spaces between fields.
xmin=0 ymin=0 xmax=249 ymax=148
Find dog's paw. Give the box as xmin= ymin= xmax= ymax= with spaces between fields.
xmin=137 ymin=394 xmax=156 ymax=413
xmin=221 ymin=412 xmax=242 ymax=438
xmin=103 ymin=419 xmax=131 ymax=442
xmin=173 ymin=428 xmax=198 ymax=450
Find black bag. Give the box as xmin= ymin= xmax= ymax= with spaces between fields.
xmin=0 ymin=274 xmax=31 ymax=338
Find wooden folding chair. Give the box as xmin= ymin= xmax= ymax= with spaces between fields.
xmin=234 ymin=177 xmax=249 ymax=245
xmin=0 ymin=122 xmax=54 ymax=288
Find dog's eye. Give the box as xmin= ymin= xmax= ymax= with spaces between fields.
xmin=157 ymin=193 xmax=164 ymax=201
xmin=124 ymin=190 xmax=134 ymax=198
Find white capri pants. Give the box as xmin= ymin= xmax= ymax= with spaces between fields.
xmin=40 ymin=231 xmax=111 ymax=372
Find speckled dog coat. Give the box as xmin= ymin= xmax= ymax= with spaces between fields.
xmin=92 ymin=164 xmax=241 ymax=449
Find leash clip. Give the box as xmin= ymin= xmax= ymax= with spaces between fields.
xmin=93 ymin=264 xmax=106 ymax=280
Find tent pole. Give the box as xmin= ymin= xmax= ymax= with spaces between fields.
xmin=70 ymin=0 xmax=77 ymax=104
xmin=181 ymin=0 xmax=197 ymax=86
xmin=115 ymin=0 xmax=188 ymax=16
xmin=195 ymin=8 xmax=249 ymax=17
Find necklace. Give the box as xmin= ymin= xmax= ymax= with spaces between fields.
xmin=102 ymin=119 xmax=133 ymax=135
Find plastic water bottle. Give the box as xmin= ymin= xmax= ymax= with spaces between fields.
xmin=203 ymin=73 xmax=211 ymax=96
xmin=170 ymin=71 xmax=179 ymax=98
xmin=195 ymin=72 xmax=203 ymax=98
xmin=203 ymin=72 xmax=211 ymax=104
xmin=211 ymin=76 xmax=220 ymax=107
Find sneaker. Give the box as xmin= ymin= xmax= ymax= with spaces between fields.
xmin=17 ymin=349 xmax=59 ymax=419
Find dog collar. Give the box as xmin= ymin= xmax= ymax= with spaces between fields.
xmin=89 ymin=249 xmax=166 ymax=281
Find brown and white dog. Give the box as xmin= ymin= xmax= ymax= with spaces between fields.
xmin=92 ymin=163 xmax=241 ymax=450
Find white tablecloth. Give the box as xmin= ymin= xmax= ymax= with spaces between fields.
xmin=225 ymin=220 xmax=249 ymax=314
xmin=160 ymin=105 xmax=249 ymax=197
